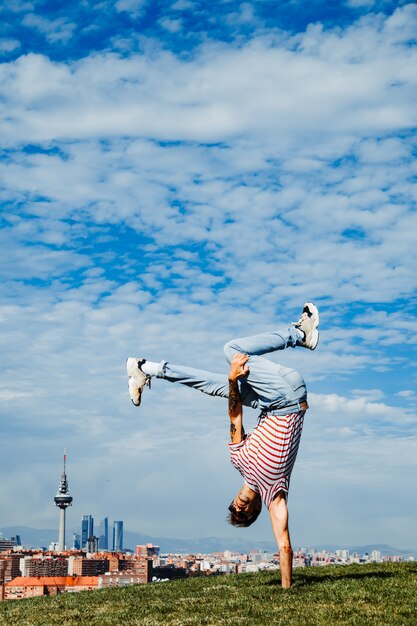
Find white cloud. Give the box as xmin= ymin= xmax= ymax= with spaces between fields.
xmin=357 ymin=137 xmax=411 ymax=163
xmin=0 ymin=389 xmax=33 ymax=401
xmin=346 ymin=0 xmax=377 ymax=8
xmin=159 ymin=17 xmax=183 ymax=33
xmin=0 ymin=9 xmax=416 ymax=314
xmin=0 ymin=38 xmax=21 ymax=54
xmin=225 ymin=2 xmax=259 ymax=27
xmin=171 ymin=0 xmax=194 ymax=9
xmin=2 ymin=0 xmax=35 ymax=12
xmin=309 ymin=392 xmax=416 ymax=427
xmin=22 ymin=14 xmax=77 ymax=43
xmin=397 ymin=390 xmax=415 ymax=399
xmin=0 ymin=6 xmax=416 ymax=145
xmin=1 ymin=131 xmax=417 ymax=307
xmin=115 ymin=0 xmax=147 ymax=16
xmin=351 ymin=388 xmax=385 ymax=401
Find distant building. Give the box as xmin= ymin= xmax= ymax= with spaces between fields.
xmin=0 ymin=537 xmax=15 ymax=552
xmin=136 ymin=544 xmax=160 ymax=558
xmin=81 ymin=516 xmax=89 ymax=549
xmin=99 ymin=570 xmax=150 ymax=589
xmin=153 ymin=564 xmax=187 ymax=580
xmin=251 ymin=551 xmax=275 ymax=563
xmin=19 ymin=556 xmax=68 ymax=577
xmin=86 ymin=536 xmax=99 ymax=554
xmin=1 ymin=554 xmax=23 ymax=583
xmin=0 ymin=560 xmax=5 ymax=601
xmin=4 ymin=576 xmax=99 ymax=600
xmin=336 ymin=549 xmax=350 ymax=561
xmin=81 ymin=515 xmax=94 ymax=549
xmin=68 ymin=556 xmax=109 ymax=576
xmin=245 ymin=563 xmax=259 ymax=573
xmin=99 ymin=518 xmax=109 ymax=551
xmin=113 ymin=521 xmax=123 ymax=552
xmin=72 ymin=532 xmax=81 ymax=550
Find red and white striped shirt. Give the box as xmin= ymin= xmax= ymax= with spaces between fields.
xmin=228 ymin=410 xmax=305 ymax=509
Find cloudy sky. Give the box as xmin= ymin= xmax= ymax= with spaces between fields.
xmin=1 ymin=0 xmax=416 ymax=551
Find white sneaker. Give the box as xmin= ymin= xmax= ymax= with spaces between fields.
xmin=126 ymin=358 xmax=151 ymax=406
xmin=294 ymin=303 xmax=320 ymax=350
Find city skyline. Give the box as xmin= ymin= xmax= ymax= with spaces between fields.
xmin=3 ymin=519 xmax=417 ymax=560
xmin=0 ymin=0 xmax=416 ymax=549
xmin=73 ymin=515 xmax=123 ymax=552
xmin=2 ymin=523 xmax=415 ymax=559
xmin=52 ymin=453 xmax=126 ymax=552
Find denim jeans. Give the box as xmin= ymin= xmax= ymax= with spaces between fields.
xmin=157 ymin=326 xmax=307 ymax=415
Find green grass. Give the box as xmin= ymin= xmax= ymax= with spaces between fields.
xmin=1 ymin=562 xmax=416 ymax=625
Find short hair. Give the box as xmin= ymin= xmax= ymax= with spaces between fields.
xmin=227 ymin=494 xmax=262 ymax=527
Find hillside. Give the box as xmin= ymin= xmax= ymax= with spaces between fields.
xmin=1 ymin=562 xmax=416 ymax=625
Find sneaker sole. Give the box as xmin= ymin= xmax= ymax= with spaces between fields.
xmin=304 ymin=302 xmax=320 ymax=350
xmin=126 ymin=357 xmax=143 ymax=378
xmin=128 ymin=377 xmax=142 ymax=406
xmin=126 ymin=358 xmax=147 ymax=406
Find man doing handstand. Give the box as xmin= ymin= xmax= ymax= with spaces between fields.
xmin=126 ymin=303 xmax=319 ymax=588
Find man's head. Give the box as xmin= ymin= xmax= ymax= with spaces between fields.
xmin=227 ymin=485 xmax=262 ymax=527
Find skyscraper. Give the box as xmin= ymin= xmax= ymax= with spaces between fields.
xmin=81 ymin=516 xmax=89 ymax=549
xmin=113 ymin=520 xmax=123 ymax=552
xmin=73 ymin=532 xmax=81 ymax=550
xmin=88 ymin=515 xmax=94 ymax=539
xmin=54 ymin=450 xmax=73 ymax=552
xmin=99 ymin=517 xmax=109 ymax=550
xmin=81 ymin=514 xmax=94 ymax=549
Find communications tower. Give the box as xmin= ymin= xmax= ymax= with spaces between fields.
xmin=54 ymin=449 xmax=73 ymax=552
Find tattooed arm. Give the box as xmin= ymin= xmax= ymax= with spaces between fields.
xmin=228 ymin=353 xmax=249 ymax=444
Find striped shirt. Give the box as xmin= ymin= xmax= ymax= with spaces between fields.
xmin=228 ymin=410 xmax=305 ymax=509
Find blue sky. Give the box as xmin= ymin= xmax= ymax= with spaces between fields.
xmin=1 ymin=0 xmax=417 ymax=550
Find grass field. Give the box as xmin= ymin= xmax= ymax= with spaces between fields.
xmin=0 ymin=562 xmax=416 ymax=625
